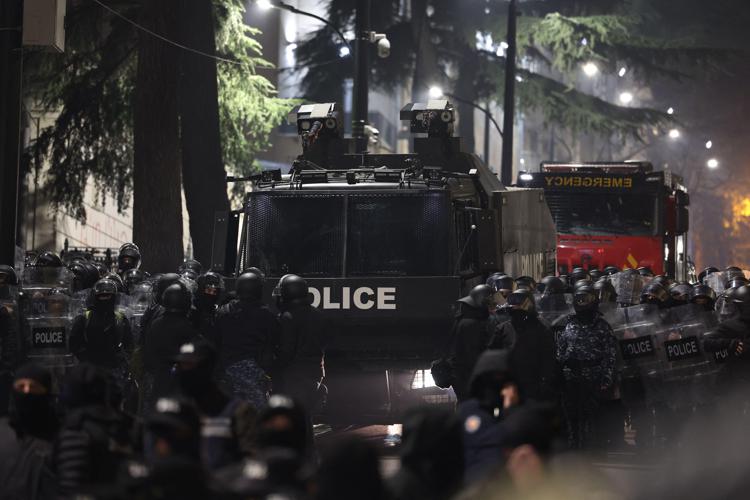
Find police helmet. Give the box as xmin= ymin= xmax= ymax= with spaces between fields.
xmin=242 ymin=266 xmax=266 ymax=281
xmin=540 ymin=276 xmax=565 ymax=295
xmin=487 ymin=274 xmax=515 ymax=294
xmin=691 ymin=284 xmax=716 ymax=305
xmin=154 ymin=273 xmax=181 ymax=305
xmin=573 ymin=278 xmax=592 ymax=292
xmin=589 ymin=269 xmax=603 ymax=281
xmin=458 ymin=284 xmax=493 ymax=309
xmin=93 ymin=278 xmax=118 ymax=299
xmin=68 ymin=262 xmax=90 ymax=292
xmin=0 ymin=265 xmax=19 ymax=286
xmin=515 ymin=276 xmax=537 ymax=292
xmin=640 ymin=282 xmax=669 ymax=306
xmin=669 ymin=282 xmax=692 ymax=304
xmin=651 ymin=275 xmax=673 ymax=289
xmin=593 ymin=278 xmax=617 ymax=303
xmin=197 ymin=271 xmax=224 ymax=296
xmin=732 ymin=285 xmax=750 ymax=317
xmin=93 ymin=261 xmax=109 ymax=278
xmin=236 ymin=272 xmax=264 ymax=301
xmin=161 ymin=282 xmax=191 ymax=314
xmin=33 ymin=251 xmax=63 ymax=268
xmin=728 ymin=276 xmax=748 ymax=289
xmin=104 ymin=273 xmax=125 ymax=294
xmin=603 ymin=266 xmax=620 ymax=276
xmin=273 ymin=275 xmax=309 ymax=303
xmin=178 ymin=259 xmax=203 ymax=276
xmin=637 ymin=266 xmax=654 ymax=277
xmin=573 ymin=284 xmax=599 ymax=314
xmin=698 ymin=266 xmax=720 ymax=284
xmin=506 ymin=289 xmax=536 ymax=313
xmin=122 ymin=269 xmax=146 ymax=293
xmin=117 ymin=243 xmax=141 ymax=271
xmin=570 ymin=268 xmax=590 ymax=284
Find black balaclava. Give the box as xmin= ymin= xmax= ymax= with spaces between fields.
xmin=9 ymin=363 xmax=58 ymax=440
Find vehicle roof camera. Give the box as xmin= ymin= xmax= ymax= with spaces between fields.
xmin=400 ymin=100 xmax=455 ymax=138
xmin=288 ymin=102 xmax=342 ymax=140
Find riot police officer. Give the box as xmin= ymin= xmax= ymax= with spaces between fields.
xmin=273 ymin=275 xmax=325 ymax=416
xmin=603 ymin=266 xmax=620 ymax=276
xmin=593 ymin=278 xmax=617 ymax=304
xmin=69 ymin=279 xmax=134 ymax=386
xmin=515 ymin=276 xmax=537 ymax=292
xmin=191 ymin=271 xmax=225 ymax=340
xmin=691 ymin=284 xmax=717 ymax=312
xmin=486 ymin=273 xmax=515 ymax=327
xmin=698 ymin=266 xmax=720 ymax=284
xmin=117 ymin=243 xmax=142 ymax=275
xmin=570 ymin=267 xmax=591 ymax=285
xmin=122 ymin=269 xmax=147 ymax=295
xmin=174 ymin=339 xmax=258 ymax=470
xmin=448 ymin=284 xmax=493 ymax=401
xmin=487 ymin=289 xmax=558 ymax=403
xmin=143 ymin=282 xmax=199 ymax=408
xmin=640 ymin=282 xmax=670 ymax=308
xmin=139 ymin=272 xmax=182 ymax=345
xmin=703 ymin=285 xmax=750 ymax=396
xmin=215 ymin=272 xmax=279 ymax=409
xmin=178 ymin=259 xmax=203 ymax=282
xmin=668 ymin=282 xmax=692 ymax=308
xmin=556 ymin=284 xmax=617 ymax=449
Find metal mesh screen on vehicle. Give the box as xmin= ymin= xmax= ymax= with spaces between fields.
xmin=346 ymin=192 xmax=452 ymax=276
xmin=244 ymin=193 xmax=345 ymax=276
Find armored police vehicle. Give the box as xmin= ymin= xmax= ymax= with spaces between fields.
xmin=211 ymin=101 xmax=557 ymax=419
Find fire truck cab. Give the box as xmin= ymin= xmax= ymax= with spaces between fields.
xmin=517 ymin=162 xmax=690 ymax=280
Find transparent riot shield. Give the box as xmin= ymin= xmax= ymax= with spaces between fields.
xmin=536 ymin=292 xmax=573 ymax=331
xmin=611 ymin=273 xmax=644 ymax=307
xmin=648 ymin=304 xmax=719 ymax=412
xmin=605 ymin=305 xmax=662 ymax=396
xmin=705 ymin=272 xmax=726 ymax=295
xmin=127 ymin=282 xmax=153 ymax=346
xmin=20 ymin=268 xmax=77 ymax=392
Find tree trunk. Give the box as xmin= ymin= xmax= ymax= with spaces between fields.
xmin=133 ymin=0 xmax=184 ymax=272
xmin=178 ymin=0 xmax=228 ymax=266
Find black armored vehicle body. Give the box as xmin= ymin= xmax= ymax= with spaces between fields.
xmin=211 ymin=101 xmax=556 ymax=419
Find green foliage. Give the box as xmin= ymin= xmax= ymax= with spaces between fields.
xmin=23 ymin=0 xmax=292 ymax=222
xmin=294 ymin=0 xmax=738 ymax=142
xmin=214 ymin=0 xmax=293 ymax=179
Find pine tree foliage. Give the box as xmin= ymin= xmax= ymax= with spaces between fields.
xmin=294 ymin=0 xmax=740 ymax=142
xmin=23 ymin=0 xmax=291 ymax=222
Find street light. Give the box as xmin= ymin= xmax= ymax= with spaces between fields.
xmin=707 ymin=158 xmax=719 ymax=169
xmin=705 ymin=140 xmax=713 ymax=149
xmin=668 ymin=129 xmax=680 ymax=139
xmin=618 ymin=67 xmax=627 ymax=77
xmin=667 ymin=107 xmax=675 ymax=115
xmin=619 ymin=92 xmax=634 ymax=104
xmin=582 ymin=62 xmax=598 ymax=77
xmin=338 ymin=46 xmax=350 ymax=58
xmin=428 ymin=86 xmax=443 ymax=99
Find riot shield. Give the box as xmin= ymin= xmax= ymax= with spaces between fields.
xmin=611 ymin=272 xmax=644 ymax=307
xmin=648 ymin=304 xmax=719 ymax=412
xmin=604 ymin=305 xmax=662 ymax=401
xmin=715 ymin=293 xmax=738 ymax=323
xmin=20 ymin=268 xmax=78 ymax=392
xmin=127 ymin=282 xmax=153 ymax=346
xmin=535 ymin=292 xmax=573 ymax=330
xmin=705 ymin=272 xmax=726 ymax=295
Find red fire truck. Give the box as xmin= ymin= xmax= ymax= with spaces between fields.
xmin=517 ymin=162 xmax=690 ymax=280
